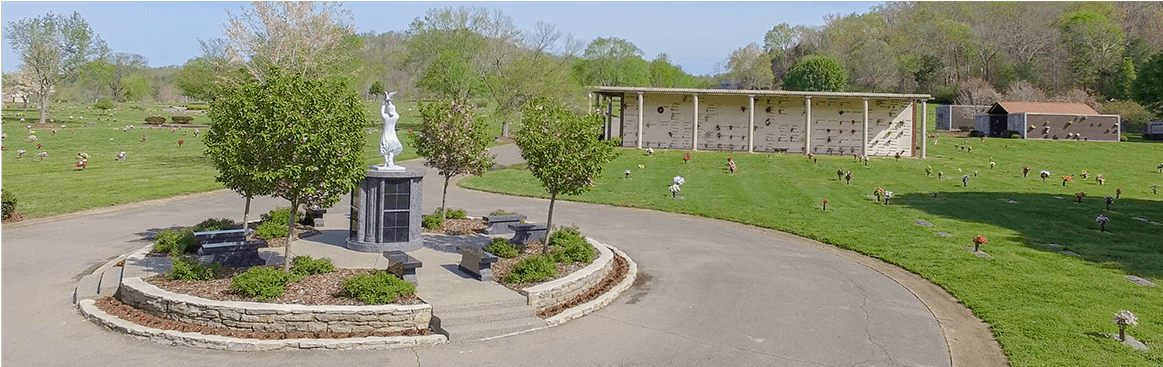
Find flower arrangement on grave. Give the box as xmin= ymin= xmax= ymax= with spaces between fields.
xmin=1153 ymin=184 xmax=1159 ymax=196
xmin=836 ymin=168 xmax=845 ymax=181
xmin=1105 ymin=196 xmax=1114 ymax=211
xmin=16 ymin=149 xmax=26 ymax=158
xmin=822 ymin=199 xmax=828 ymax=211
xmin=925 ymin=166 xmax=933 ymax=176
xmin=807 ymin=153 xmax=814 ymax=161
xmin=1113 ymin=310 xmax=1138 ymax=342
xmin=669 ymin=183 xmax=681 ymax=197
xmin=1081 ymin=171 xmax=1089 ymax=180
xmin=1097 ymin=174 xmax=1105 ymax=185
xmin=844 ymin=171 xmax=853 ymax=185
xmin=894 ymin=152 xmax=901 ymax=160
xmin=142 ymin=134 xmax=147 ymax=142
xmin=937 ymin=171 xmax=944 ymax=180
xmin=990 ymin=161 xmax=996 ymax=169
xmin=1023 ymin=166 xmax=1030 ymax=177
xmin=1063 ymin=175 xmax=1073 ymax=186
xmin=874 ymin=187 xmax=885 ymax=202
xmin=683 ymin=152 xmax=690 ymax=164
xmin=624 ymin=169 xmax=631 ymax=179
xmin=1157 ymin=163 xmax=1162 ymax=173
xmin=1076 ymin=192 xmax=1086 ymax=203
xmin=727 ymin=158 xmax=737 ymax=174
xmin=962 ymin=175 xmax=970 ymax=187
xmin=972 ymin=235 xmax=987 ymax=252
xmin=1096 ymin=215 xmax=1110 ymax=231
xmin=673 ymin=175 xmax=685 ymax=186
xmin=178 ymin=139 xmax=184 ymax=147
xmin=883 ymin=191 xmax=894 ymax=205
xmin=1116 ymin=188 xmax=1122 ymax=199
xmin=37 ymin=152 xmax=47 ymax=161
xmin=637 ymin=164 xmax=644 ymax=169
xmin=646 ymin=147 xmax=654 ymax=155
xmin=1040 ymin=170 xmax=1051 ymax=181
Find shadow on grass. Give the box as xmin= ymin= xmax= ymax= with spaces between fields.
xmin=897 ymin=191 xmax=1163 ymax=278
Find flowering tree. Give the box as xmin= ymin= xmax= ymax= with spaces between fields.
xmin=514 ymin=96 xmax=619 ymax=248
xmin=411 ymin=100 xmax=495 ymax=221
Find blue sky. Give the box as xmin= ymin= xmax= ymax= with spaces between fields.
xmin=2 ymin=1 xmax=882 ymax=76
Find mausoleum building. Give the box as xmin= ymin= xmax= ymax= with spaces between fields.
xmin=591 ymin=87 xmax=932 ymax=158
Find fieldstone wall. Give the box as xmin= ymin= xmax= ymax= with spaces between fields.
xmin=521 ymin=238 xmax=614 ymax=309
xmin=115 ymin=277 xmax=431 ymax=333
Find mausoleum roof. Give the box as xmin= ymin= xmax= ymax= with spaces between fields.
xmin=590 ymin=86 xmax=931 ymax=100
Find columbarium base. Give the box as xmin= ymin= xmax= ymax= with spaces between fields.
xmin=346 ymin=167 xmax=425 ymax=252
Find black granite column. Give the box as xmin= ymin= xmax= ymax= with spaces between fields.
xmin=346 ymin=168 xmax=425 ymax=252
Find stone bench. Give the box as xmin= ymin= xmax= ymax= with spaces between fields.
xmin=197 ymin=241 xmax=266 ymax=268
xmin=304 ymin=208 xmax=327 ymax=227
xmin=457 ymin=246 xmax=499 ymax=282
xmin=509 ymin=223 xmax=548 ymax=247
xmin=383 ymin=251 xmax=422 ymax=285
xmin=483 ymin=214 xmax=526 ymax=235
xmin=193 ymin=228 xmax=252 ymax=244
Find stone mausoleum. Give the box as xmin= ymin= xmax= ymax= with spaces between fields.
xmin=591 ymin=87 xmax=932 ymax=158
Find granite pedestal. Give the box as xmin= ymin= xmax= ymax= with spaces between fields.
xmin=346 ymin=167 xmax=425 ymax=252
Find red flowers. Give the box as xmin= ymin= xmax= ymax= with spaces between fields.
xmin=178 ymin=139 xmax=184 ymax=147
xmin=973 ymin=236 xmax=987 ymax=244
xmin=822 ymin=199 xmax=828 ymax=211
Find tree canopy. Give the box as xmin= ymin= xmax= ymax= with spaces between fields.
xmin=1131 ymin=53 xmax=1163 ymax=118
xmin=411 ymin=100 xmax=496 ymax=220
xmin=4 ymin=11 xmax=106 ymax=123
xmin=784 ymin=55 xmax=847 ymax=92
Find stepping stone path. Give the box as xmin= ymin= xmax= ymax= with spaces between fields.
xmin=936 ymin=232 xmax=951 ymax=237
xmin=1061 ymin=251 xmax=1082 ymax=258
xmin=915 ymin=219 xmax=934 ymax=227
xmin=1125 ymin=275 xmax=1158 ymax=287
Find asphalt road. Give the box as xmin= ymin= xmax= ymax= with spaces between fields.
xmin=2 ymin=144 xmax=949 ymax=366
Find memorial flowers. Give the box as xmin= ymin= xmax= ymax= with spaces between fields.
xmin=1113 ymin=310 xmax=1138 ymax=342
xmin=973 ymin=235 xmax=987 ymax=252
xmin=624 ymin=169 xmax=631 ymax=179
xmin=1063 ymin=175 xmax=1073 ymax=186
xmin=1023 ymin=166 xmax=1030 ymax=177
xmin=990 ymin=161 xmax=996 ymax=169
xmin=1105 ymin=196 xmax=1114 ymax=211
xmin=683 ymin=152 xmax=690 ymax=164
xmin=727 ymin=158 xmax=736 ymax=174
xmin=925 ymin=166 xmax=933 ymax=176
xmin=1097 ymin=174 xmax=1105 ymax=185
xmin=962 ymin=175 xmax=970 ymax=187
xmin=938 ymin=171 xmax=944 ymax=180
xmin=844 ymin=171 xmax=852 ymax=185
xmin=1116 ymin=188 xmax=1122 ymax=199
xmin=1081 ymin=171 xmax=1089 ymax=180
xmin=1096 ymin=215 xmax=1110 ymax=231
xmin=883 ymin=191 xmax=894 ymax=205
xmin=1040 ymin=170 xmax=1051 ymax=181
xmin=874 ymin=187 xmax=885 ymax=202
xmin=1076 ymin=192 xmax=1086 ymax=203
xmin=822 ymin=199 xmax=828 ymax=211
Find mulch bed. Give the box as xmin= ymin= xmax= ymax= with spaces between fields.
xmin=536 ymin=254 xmax=629 ymax=319
xmin=147 ymin=268 xmax=423 ymax=306
xmin=262 ymin=223 xmax=322 ymax=248
xmin=491 ymin=241 xmax=588 ymax=290
xmin=93 ymin=296 xmax=433 ymax=340
xmin=1 ymin=212 xmax=26 ymax=223
xmin=428 ymin=218 xmax=487 ymax=235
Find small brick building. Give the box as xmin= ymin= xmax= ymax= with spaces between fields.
xmin=975 ymin=101 xmax=1121 ymax=141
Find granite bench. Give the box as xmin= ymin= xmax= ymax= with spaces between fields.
xmin=304 ymin=208 xmax=327 ymax=227
xmin=483 ymin=214 xmax=526 ymax=235
xmin=197 ymin=240 xmax=266 ymax=268
xmin=193 ymin=228 xmax=252 ymax=244
xmin=509 ymin=223 xmax=548 ymax=247
xmin=457 ymin=246 xmax=499 ymax=282
xmin=383 ymin=251 xmax=422 ymax=285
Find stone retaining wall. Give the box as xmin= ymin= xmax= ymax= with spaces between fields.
xmin=115 ymin=277 xmax=431 ymax=333
xmin=521 ymin=238 xmax=614 ymax=309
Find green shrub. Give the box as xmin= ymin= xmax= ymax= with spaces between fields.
xmin=261 ymin=207 xmax=302 ymax=225
xmin=255 ymin=220 xmax=287 ymax=240
xmin=422 ymin=214 xmax=444 ymax=229
xmin=435 ymin=207 xmax=467 ymax=219
xmin=2 ymin=190 xmax=16 ymax=219
xmin=1002 ymin=130 xmax=1021 ymax=139
xmin=503 ymin=255 xmax=557 ymax=284
xmin=549 ymin=227 xmax=595 ymax=263
xmin=969 ymin=130 xmax=985 ymax=137
xmin=153 ymin=229 xmax=198 ymax=256
xmin=230 ymin=266 xmax=297 ymax=300
xmin=1120 ymin=135 xmax=1129 ymax=142
xmin=170 ymin=115 xmax=195 ymax=124
xmin=185 ymin=103 xmax=209 ymax=111
xmin=341 ymin=272 xmax=416 ymax=304
xmin=144 ymin=116 xmax=166 ymax=124
xmin=483 ymin=237 xmax=519 ymax=258
xmin=166 ymin=255 xmax=222 ymax=281
xmin=290 ymin=255 xmax=336 ymax=276
xmin=488 ymin=209 xmax=517 ymax=216
xmin=94 ymin=100 xmax=115 ymax=111
xmin=192 ymin=218 xmax=239 ymax=232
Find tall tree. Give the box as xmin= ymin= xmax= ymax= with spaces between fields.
xmin=725 ymin=43 xmax=774 ymax=90
xmin=784 ymin=56 xmax=847 ymax=92
xmin=221 ymin=2 xmax=363 ymax=84
xmin=514 ymin=97 xmax=619 ymax=247
xmin=410 ymin=100 xmax=496 ymax=221
xmin=1060 ymin=11 xmax=1126 ymax=97
xmin=573 ymin=37 xmax=649 ymax=87
xmin=4 ymin=11 xmax=106 ymax=124
xmin=1132 ymin=53 xmax=1163 ymax=118
xmin=86 ymin=52 xmax=148 ymax=101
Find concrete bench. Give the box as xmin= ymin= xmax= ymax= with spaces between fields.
xmin=457 ymin=246 xmax=499 ymax=282
xmin=383 ymin=251 xmax=422 ymax=285
xmin=197 ymin=240 xmax=266 ymax=268
xmin=193 ymin=228 xmax=252 ymax=244
xmin=509 ymin=223 xmax=548 ymax=247
xmin=483 ymin=214 xmax=526 ymax=235
xmin=304 ymin=208 xmax=327 ymax=227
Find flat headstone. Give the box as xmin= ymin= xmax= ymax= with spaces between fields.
xmin=1125 ymin=275 xmax=1158 ymax=287
xmin=1061 ymin=251 xmax=1082 ymax=258
xmin=1000 ymin=199 xmax=1018 ymax=204
xmin=964 ymin=247 xmax=992 ymax=257
xmin=1107 ymin=334 xmax=1149 ymax=351
xmin=936 ymin=232 xmax=951 ymax=237
xmin=915 ymin=219 xmax=934 ymax=227
xmin=1135 ymin=217 xmax=1150 ymax=222
xmin=1044 ymin=243 xmax=1064 ymax=249
xmin=1053 ymin=196 xmax=1064 ymax=199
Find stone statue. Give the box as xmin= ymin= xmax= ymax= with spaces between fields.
xmin=378 ymin=91 xmax=405 ymax=171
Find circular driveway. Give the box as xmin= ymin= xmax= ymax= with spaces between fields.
xmin=2 ymin=146 xmax=950 ymax=366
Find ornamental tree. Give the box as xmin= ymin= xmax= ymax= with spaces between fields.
xmin=4 ymin=11 xmax=107 ymax=124
xmin=514 ymin=96 xmax=619 ymax=248
xmin=784 ymin=55 xmax=847 ymax=92
xmin=410 ymin=100 xmax=496 ymax=221
xmin=207 ymin=67 xmax=367 ymax=271
xmin=1132 ymin=53 xmax=1163 ymax=118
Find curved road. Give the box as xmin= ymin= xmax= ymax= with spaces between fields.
xmin=2 ymin=145 xmax=950 ymax=366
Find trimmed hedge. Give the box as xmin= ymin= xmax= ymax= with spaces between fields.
xmin=503 ymin=255 xmax=557 ymax=284
xmin=435 ymin=207 xmax=467 ymax=219
xmin=153 ymin=229 xmax=198 ymax=256
xmin=170 ymin=115 xmax=195 ymax=124
xmin=549 ymin=227 xmax=595 ymax=263
xmin=2 ymin=190 xmax=16 ymax=219
xmin=144 ymin=116 xmax=166 ymax=124
xmin=167 ymin=256 xmax=222 ymax=281
xmin=230 ymin=266 xmax=298 ymax=300
xmin=341 ymin=272 xmax=415 ymax=304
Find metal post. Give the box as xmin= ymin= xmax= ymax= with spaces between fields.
xmin=637 ymin=92 xmax=644 ymax=149
xmin=862 ymin=98 xmax=869 ymax=157
xmin=805 ymin=96 xmax=812 ymax=154
xmin=692 ymin=94 xmax=699 ymax=151
xmin=748 ymin=95 xmax=755 ymax=153
xmin=606 ymin=97 xmax=613 ymax=140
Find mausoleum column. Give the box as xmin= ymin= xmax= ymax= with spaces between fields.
xmin=805 ymin=96 xmax=812 ymax=154
xmin=748 ymin=95 xmax=755 ymax=153
xmin=637 ymin=92 xmax=644 ymax=149
xmin=692 ymin=94 xmax=699 ymax=151
xmin=921 ymin=100 xmax=928 ymax=159
xmin=862 ymin=98 xmax=869 ymax=157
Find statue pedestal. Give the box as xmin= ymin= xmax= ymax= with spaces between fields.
xmin=346 ymin=167 xmax=425 ymax=252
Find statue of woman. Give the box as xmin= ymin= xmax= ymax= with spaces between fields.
xmin=378 ymin=91 xmax=404 ymax=170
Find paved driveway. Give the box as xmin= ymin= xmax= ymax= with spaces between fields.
xmin=2 ymin=145 xmax=949 ymax=366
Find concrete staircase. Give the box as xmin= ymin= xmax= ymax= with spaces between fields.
xmin=430 ymin=298 xmax=546 ymax=341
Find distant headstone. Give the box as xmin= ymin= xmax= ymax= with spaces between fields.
xmin=964 ymin=247 xmax=992 ymax=257
xmin=1053 ymin=196 xmax=1064 ymax=199
xmin=1061 ymin=251 xmax=1082 ymax=258
xmin=1107 ymin=334 xmax=1150 ymax=351
xmin=1000 ymin=199 xmax=1018 ymax=204
xmin=1125 ymin=275 xmax=1158 ymax=287
xmin=936 ymin=232 xmax=951 ymax=237
xmin=915 ymin=219 xmax=934 ymax=227
xmin=1044 ymin=243 xmax=1064 ymax=249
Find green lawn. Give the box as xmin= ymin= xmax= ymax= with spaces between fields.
xmin=1 ymin=100 xmax=505 ymax=218
xmin=460 ymin=135 xmax=1163 ymax=366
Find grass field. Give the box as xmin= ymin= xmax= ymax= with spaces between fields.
xmin=1 ymin=100 xmax=504 ymax=218
xmin=460 ymin=134 xmax=1163 ymax=366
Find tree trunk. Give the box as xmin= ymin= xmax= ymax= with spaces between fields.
xmin=283 ymin=198 xmax=299 ymax=272
xmin=441 ymin=175 xmax=451 ymax=221
xmin=38 ymin=92 xmax=49 ymax=125
xmin=543 ymin=192 xmax=557 ymax=252
xmin=242 ymin=195 xmax=252 ymax=232
xmin=501 ymin=122 xmax=510 ymax=137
